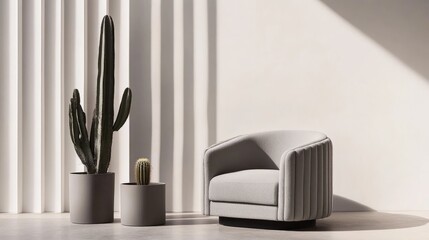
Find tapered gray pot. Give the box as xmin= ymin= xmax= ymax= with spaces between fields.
xmin=69 ymin=172 xmax=115 ymax=224
xmin=121 ymin=183 xmax=166 ymax=226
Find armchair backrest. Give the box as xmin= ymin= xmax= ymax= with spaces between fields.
xmin=249 ymin=130 xmax=327 ymax=168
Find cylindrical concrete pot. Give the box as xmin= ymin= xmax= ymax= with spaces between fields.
xmin=69 ymin=172 xmax=115 ymax=224
xmin=121 ymin=183 xmax=166 ymax=226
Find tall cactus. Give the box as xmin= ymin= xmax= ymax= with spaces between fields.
xmin=135 ymin=158 xmax=151 ymax=185
xmin=69 ymin=15 xmax=132 ymax=174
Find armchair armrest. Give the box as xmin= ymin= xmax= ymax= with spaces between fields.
xmin=278 ymin=138 xmax=332 ymax=221
xmin=203 ymin=135 xmax=278 ymax=215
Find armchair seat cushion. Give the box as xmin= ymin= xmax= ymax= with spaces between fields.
xmin=209 ymin=169 xmax=279 ymax=206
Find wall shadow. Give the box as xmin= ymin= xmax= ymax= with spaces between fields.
xmin=129 ymin=0 xmax=218 ymax=212
xmin=160 ymin=0 xmax=175 ymax=211
xmin=130 ymin=0 xmax=152 ymax=180
xmin=320 ymin=0 xmax=429 ymax=80
xmin=207 ymin=0 xmax=217 ymax=146
xmin=181 ymin=0 xmax=217 ymax=211
xmin=63 ymin=0 xmax=78 ymax=212
xmin=0 ymin=0 xmax=10 ymax=212
xmin=182 ymin=0 xmax=195 ymax=211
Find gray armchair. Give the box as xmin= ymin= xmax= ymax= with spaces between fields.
xmin=203 ymin=130 xmax=332 ymax=229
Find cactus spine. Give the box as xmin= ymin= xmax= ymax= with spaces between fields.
xmin=135 ymin=158 xmax=151 ymax=185
xmin=69 ymin=15 xmax=132 ymax=174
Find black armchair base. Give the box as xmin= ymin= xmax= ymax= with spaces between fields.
xmin=219 ymin=217 xmax=316 ymax=230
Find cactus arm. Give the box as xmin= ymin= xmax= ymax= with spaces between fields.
xmin=76 ymin=103 xmax=89 ymax=141
xmin=73 ymin=143 xmax=90 ymax=173
xmin=69 ymin=102 xmax=91 ymax=172
xmin=69 ymin=90 xmax=97 ymax=174
xmin=70 ymin=89 xmax=82 ymax=146
xmin=70 ymin=100 xmax=83 ymax=147
xmin=113 ymin=88 xmax=132 ymax=131
xmin=69 ymin=104 xmax=78 ymax=146
xmin=75 ymin=103 xmax=97 ymax=173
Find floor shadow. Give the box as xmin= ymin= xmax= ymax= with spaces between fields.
xmin=167 ymin=214 xmax=205 ymax=219
xmin=302 ymin=211 xmax=429 ymax=231
xmin=333 ymin=195 xmax=374 ymax=212
xmin=165 ymin=213 xmax=218 ymax=225
xmin=165 ymin=215 xmax=218 ymax=226
xmin=320 ymin=0 xmax=429 ymax=80
xmin=166 ymin=218 xmax=218 ymax=226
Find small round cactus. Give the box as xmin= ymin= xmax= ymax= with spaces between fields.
xmin=135 ymin=158 xmax=151 ymax=185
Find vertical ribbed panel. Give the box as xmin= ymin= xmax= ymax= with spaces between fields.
xmin=10 ymin=0 xmax=23 ymax=213
xmin=281 ymin=139 xmax=333 ymax=221
xmin=22 ymin=0 xmax=45 ymax=214
xmin=323 ymin=140 xmax=329 ymax=216
xmin=0 ymin=0 xmax=210 ymax=213
xmin=74 ymin=0 xmax=87 ymax=172
xmin=63 ymin=0 xmax=74 ymax=212
xmin=309 ymin=145 xmax=318 ymax=219
xmin=320 ymin=142 xmax=326 ymax=217
xmin=328 ymin=140 xmax=333 ymax=215
xmin=303 ymin=148 xmax=311 ymax=220
xmin=182 ymin=0 xmax=195 ymax=212
xmin=283 ymin=152 xmax=296 ymax=220
xmin=173 ymin=0 xmax=185 ymax=211
xmin=1 ymin=0 xmax=130 ymax=213
xmin=87 ymin=0 xmax=107 ymax=126
xmin=110 ymin=0 xmax=130 ymax=212
xmin=151 ymin=0 xmax=162 ymax=182
xmin=63 ymin=0 xmax=87 ymax=212
xmin=0 ymin=0 xmax=23 ymax=213
xmin=316 ymin=143 xmax=323 ymax=218
xmin=160 ymin=0 xmax=175 ymax=211
xmin=193 ymin=0 xmax=209 ymax=212
xmin=129 ymin=0 xmax=152 ymax=187
xmin=294 ymin=150 xmax=304 ymax=220
xmin=44 ymin=0 xmax=64 ymax=213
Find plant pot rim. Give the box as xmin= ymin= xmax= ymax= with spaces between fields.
xmin=121 ymin=182 xmax=165 ymax=186
xmin=70 ymin=172 xmax=115 ymax=175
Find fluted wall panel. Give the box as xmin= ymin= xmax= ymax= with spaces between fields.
xmin=0 ymin=0 xmax=213 ymax=213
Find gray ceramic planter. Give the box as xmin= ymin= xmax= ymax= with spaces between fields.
xmin=69 ymin=172 xmax=115 ymax=224
xmin=121 ymin=183 xmax=166 ymax=226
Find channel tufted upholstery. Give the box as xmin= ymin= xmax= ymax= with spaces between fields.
xmin=203 ymin=130 xmax=333 ymax=222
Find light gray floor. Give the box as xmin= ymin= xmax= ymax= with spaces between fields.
xmin=0 ymin=211 xmax=428 ymax=240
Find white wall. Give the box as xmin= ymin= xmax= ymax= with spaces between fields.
xmin=216 ymin=0 xmax=429 ymax=211
xmin=2 ymin=0 xmax=428 ymax=213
